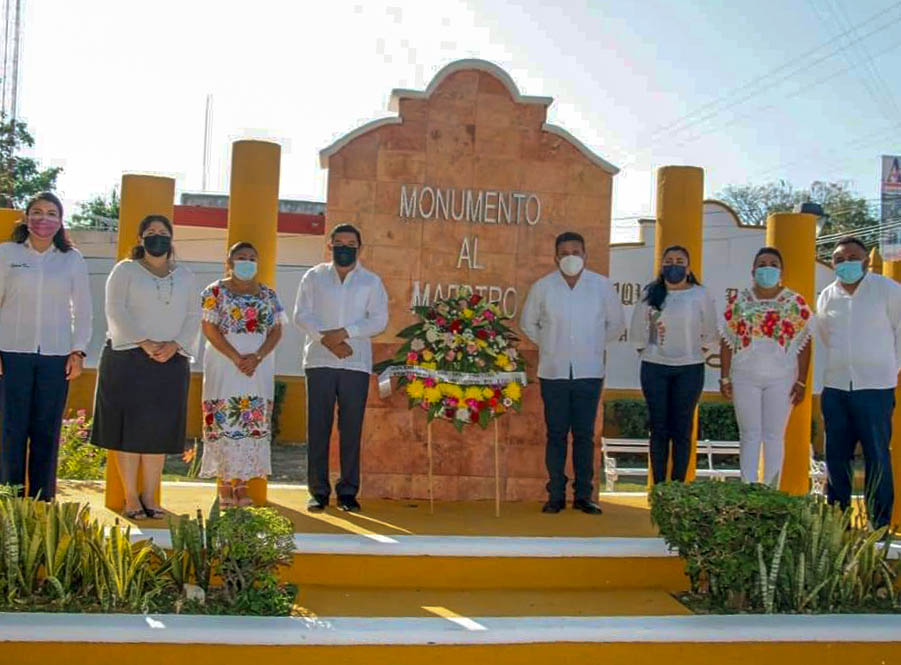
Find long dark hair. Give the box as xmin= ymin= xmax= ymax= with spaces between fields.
xmin=130 ymin=214 xmax=174 ymax=260
xmin=12 ymin=192 xmax=73 ymax=252
xmin=642 ymin=245 xmax=701 ymax=311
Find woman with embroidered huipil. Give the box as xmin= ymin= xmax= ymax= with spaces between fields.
xmin=199 ymin=242 xmax=284 ymax=507
xmin=630 ymin=245 xmax=718 ymax=484
xmin=0 ymin=192 xmax=92 ymax=500
xmin=719 ymin=247 xmax=813 ymax=487
xmin=91 ymin=215 xmax=200 ymax=520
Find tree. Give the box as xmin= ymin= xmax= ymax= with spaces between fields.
xmin=0 ymin=113 xmax=62 ymax=208
xmin=70 ymin=188 xmax=120 ymax=230
xmin=717 ymin=179 xmax=878 ymax=236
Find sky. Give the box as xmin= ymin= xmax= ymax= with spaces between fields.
xmin=14 ymin=0 xmax=901 ymax=241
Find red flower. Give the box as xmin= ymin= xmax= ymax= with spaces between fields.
xmin=470 ymin=294 xmax=482 ymax=306
xmin=251 ymin=430 xmax=261 ymax=437
xmin=470 ymin=411 xmax=479 ymax=423
xmin=450 ymin=320 xmax=463 ymax=333
xmin=246 ymin=318 xmax=258 ymax=332
xmin=489 ymin=397 xmax=499 ymax=407
xmin=742 ymin=336 xmax=751 ymax=348
xmin=736 ymin=321 xmax=747 ymax=336
xmin=205 ymin=413 xmax=214 ymax=425
xmin=796 ymin=295 xmax=806 ymax=306
xmin=778 ymin=335 xmax=786 ymax=346
xmin=781 ymin=320 xmax=795 ymax=336
xmin=212 ymin=285 xmax=220 ymax=297
xmin=800 ymin=308 xmax=810 ymax=320
xmin=445 ymin=407 xmax=455 ymax=419
xmin=476 ymin=329 xmax=489 ymax=340
xmin=724 ymin=309 xmax=733 ymax=321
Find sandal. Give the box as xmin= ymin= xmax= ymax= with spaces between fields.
xmin=233 ymin=482 xmax=254 ymax=507
xmin=139 ymin=498 xmax=166 ymax=520
xmin=122 ymin=506 xmax=147 ymax=521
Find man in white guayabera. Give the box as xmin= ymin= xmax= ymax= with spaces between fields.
xmin=520 ymin=232 xmax=625 ymax=515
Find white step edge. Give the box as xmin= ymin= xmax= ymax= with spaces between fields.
xmin=2 ymin=613 xmax=901 ymax=646
xmin=130 ymin=529 xmax=678 ymax=558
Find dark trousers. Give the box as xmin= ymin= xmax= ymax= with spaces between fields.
xmin=539 ymin=377 xmax=603 ymax=503
xmin=822 ymin=387 xmax=895 ymax=528
xmin=641 ymin=361 xmax=705 ymax=484
xmin=305 ymin=367 xmax=370 ymax=500
xmin=0 ymin=352 xmax=69 ymax=500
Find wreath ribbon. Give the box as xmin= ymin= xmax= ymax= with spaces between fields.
xmin=377 ymin=365 xmax=527 ymax=399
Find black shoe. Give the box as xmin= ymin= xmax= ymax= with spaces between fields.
xmin=338 ymin=496 xmax=361 ymax=513
xmin=573 ymin=499 xmax=603 ymax=515
xmin=307 ymin=495 xmax=328 ymax=512
xmin=542 ymin=500 xmax=565 ymax=513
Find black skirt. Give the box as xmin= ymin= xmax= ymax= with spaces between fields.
xmin=91 ymin=342 xmax=190 ymax=454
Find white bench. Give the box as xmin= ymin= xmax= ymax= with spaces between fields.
xmin=601 ymin=437 xmax=827 ymax=494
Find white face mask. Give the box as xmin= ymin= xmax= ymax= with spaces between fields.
xmin=559 ymin=255 xmax=584 ymax=277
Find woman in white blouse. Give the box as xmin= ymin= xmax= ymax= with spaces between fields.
xmin=91 ymin=215 xmax=200 ymax=520
xmin=0 ymin=192 xmax=92 ymax=500
xmin=719 ymin=247 xmax=813 ymax=487
xmin=630 ymin=245 xmax=718 ymax=483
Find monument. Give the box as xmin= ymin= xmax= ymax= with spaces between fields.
xmin=319 ymin=59 xmax=619 ymax=500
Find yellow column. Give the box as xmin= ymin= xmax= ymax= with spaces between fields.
xmin=870 ymin=247 xmax=883 ymax=276
xmin=765 ymin=212 xmax=816 ymax=495
xmin=226 ymin=140 xmax=281 ymax=506
xmin=654 ymin=166 xmax=704 ymax=482
xmin=0 ymin=208 xmax=23 ymax=239
xmin=105 ymin=174 xmax=175 ymax=511
xmin=883 ymin=259 xmax=901 ymax=527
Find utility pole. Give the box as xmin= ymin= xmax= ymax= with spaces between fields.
xmin=0 ymin=0 xmax=22 ymax=120
xmin=202 ymin=93 xmax=213 ymax=191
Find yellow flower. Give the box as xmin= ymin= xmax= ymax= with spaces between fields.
xmin=424 ymin=387 xmax=442 ymax=404
xmin=476 ymin=339 xmax=488 ymax=348
xmin=462 ymin=308 xmax=474 ymax=319
xmin=494 ymin=354 xmax=508 ymax=368
xmin=439 ymin=383 xmax=463 ymax=399
xmin=240 ymin=398 xmax=250 ymax=410
xmin=421 ymin=361 xmax=438 ymax=370
xmin=503 ymin=382 xmax=522 ymax=401
xmin=464 ymin=386 xmax=483 ymax=401
xmin=203 ymin=295 xmax=216 ymax=309
xmin=422 ymin=349 xmax=434 ymax=361
xmin=482 ymin=387 xmax=494 ymax=399
xmin=406 ymin=380 xmax=425 ymax=400
xmin=453 ymin=335 xmax=463 ymax=348
xmin=231 ymin=306 xmax=241 ymax=320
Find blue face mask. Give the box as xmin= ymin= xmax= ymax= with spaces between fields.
xmin=233 ymin=259 xmax=258 ymax=281
xmin=835 ymin=260 xmax=864 ymax=285
xmin=754 ymin=266 xmax=781 ymax=289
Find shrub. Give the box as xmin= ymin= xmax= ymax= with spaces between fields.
xmin=603 ymin=399 xmax=649 ymax=438
xmin=211 ymin=506 xmax=294 ymax=603
xmin=698 ymin=402 xmax=739 ymax=441
xmin=651 ymin=481 xmax=901 ymax=613
xmin=57 ymin=410 xmax=106 ymax=480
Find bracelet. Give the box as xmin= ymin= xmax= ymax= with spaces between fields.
xmin=70 ymin=351 xmax=86 ymax=358
xmin=795 ymin=380 xmax=806 ymax=388
xmin=719 ymin=377 xmax=731 ymax=385
xmin=255 ymin=352 xmax=263 ymax=362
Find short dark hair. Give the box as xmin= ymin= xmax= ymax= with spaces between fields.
xmin=228 ymin=241 xmax=257 ymax=259
xmin=131 ymin=214 xmax=174 ymax=260
xmin=330 ymin=223 xmax=362 ymax=245
xmin=834 ymin=236 xmax=867 ymax=253
xmin=12 ymin=191 xmax=72 ymax=252
xmin=754 ymin=246 xmax=783 ymax=267
xmin=555 ymin=231 xmax=585 ymax=252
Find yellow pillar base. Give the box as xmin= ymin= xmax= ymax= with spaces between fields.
xmin=765 ymin=212 xmax=816 ymax=495
xmin=104 ymin=174 xmax=175 ymax=511
xmin=226 ymin=140 xmax=281 ymax=507
xmin=883 ymin=259 xmax=901 ymax=527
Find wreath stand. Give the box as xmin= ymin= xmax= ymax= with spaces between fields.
xmin=425 ymin=418 xmax=501 ymax=518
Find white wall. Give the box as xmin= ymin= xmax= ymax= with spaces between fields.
xmin=605 ymin=201 xmax=834 ymax=393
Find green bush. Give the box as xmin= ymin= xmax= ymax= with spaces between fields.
xmin=651 ymin=481 xmax=901 ymax=613
xmin=0 ymin=488 xmax=297 ymax=616
xmin=698 ymin=402 xmax=740 ymax=441
xmin=604 ymin=399 xmax=649 ymax=438
xmin=57 ymin=410 xmax=106 ymax=480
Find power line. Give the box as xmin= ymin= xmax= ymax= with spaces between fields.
xmin=651 ymin=2 xmax=901 ymax=137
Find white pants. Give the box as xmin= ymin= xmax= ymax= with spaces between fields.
xmin=732 ymin=372 xmax=795 ymax=486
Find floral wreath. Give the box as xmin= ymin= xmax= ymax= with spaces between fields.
xmin=375 ymin=288 xmax=527 ymax=431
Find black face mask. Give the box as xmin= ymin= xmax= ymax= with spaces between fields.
xmin=333 ymin=245 xmax=357 ymax=267
xmin=662 ymin=264 xmax=687 ymax=284
xmin=143 ymin=234 xmax=172 ymax=258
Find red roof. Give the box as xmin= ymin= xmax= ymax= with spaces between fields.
xmin=172 ymin=205 xmax=324 ymax=235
